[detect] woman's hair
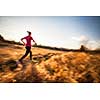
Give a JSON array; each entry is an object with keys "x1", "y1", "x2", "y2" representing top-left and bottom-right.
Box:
[{"x1": 27, "y1": 31, "x2": 31, "y2": 35}]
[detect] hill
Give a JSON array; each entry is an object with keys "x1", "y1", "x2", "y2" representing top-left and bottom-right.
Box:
[
  {"x1": 0, "y1": 34, "x2": 100, "y2": 83},
  {"x1": 0, "y1": 34, "x2": 22, "y2": 45}
]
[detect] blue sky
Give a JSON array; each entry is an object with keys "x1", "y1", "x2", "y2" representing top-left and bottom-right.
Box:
[{"x1": 0, "y1": 16, "x2": 100, "y2": 49}]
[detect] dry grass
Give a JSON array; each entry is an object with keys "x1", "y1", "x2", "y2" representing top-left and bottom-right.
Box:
[{"x1": 0, "y1": 42, "x2": 100, "y2": 83}]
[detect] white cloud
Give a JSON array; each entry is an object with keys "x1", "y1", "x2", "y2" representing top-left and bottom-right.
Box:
[
  {"x1": 72, "y1": 35, "x2": 100, "y2": 50},
  {"x1": 80, "y1": 35, "x2": 88, "y2": 41},
  {"x1": 87, "y1": 40, "x2": 100, "y2": 50},
  {"x1": 72, "y1": 35, "x2": 89, "y2": 42},
  {"x1": 72, "y1": 37, "x2": 80, "y2": 41}
]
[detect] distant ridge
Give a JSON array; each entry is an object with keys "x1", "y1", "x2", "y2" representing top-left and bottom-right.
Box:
[
  {"x1": 0, "y1": 34, "x2": 100, "y2": 53},
  {"x1": 0, "y1": 34, "x2": 5, "y2": 41},
  {"x1": 0, "y1": 34, "x2": 22, "y2": 45}
]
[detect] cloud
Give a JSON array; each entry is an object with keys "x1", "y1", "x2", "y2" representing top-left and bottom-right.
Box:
[
  {"x1": 87, "y1": 40, "x2": 100, "y2": 50},
  {"x1": 80, "y1": 35, "x2": 88, "y2": 41},
  {"x1": 72, "y1": 37, "x2": 80, "y2": 41},
  {"x1": 72, "y1": 35, "x2": 89, "y2": 46},
  {"x1": 72, "y1": 35, "x2": 89, "y2": 42},
  {"x1": 72, "y1": 35, "x2": 100, "y2": 50}
]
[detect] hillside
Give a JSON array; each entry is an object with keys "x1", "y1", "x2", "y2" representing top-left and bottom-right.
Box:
[{"x1": 0, "y1": 35, "x2": 100, "y2": 83}]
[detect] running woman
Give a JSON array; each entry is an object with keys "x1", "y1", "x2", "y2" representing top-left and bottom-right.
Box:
[{"x1": 19, "y1": 31, "x2": 37, "y2": 63}]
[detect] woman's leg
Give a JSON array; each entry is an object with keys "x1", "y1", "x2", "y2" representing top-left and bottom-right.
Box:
[
  {"x1": 19, "y1": 47, "x2": 30, "y2": 61},
  {"x1": 30, "y1": 50, "x2": 32, "y2": 60}
]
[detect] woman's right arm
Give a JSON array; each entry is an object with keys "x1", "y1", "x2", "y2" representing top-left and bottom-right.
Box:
[{"x1": 21, "y1": 38, "x2": 25, "y2": 46}]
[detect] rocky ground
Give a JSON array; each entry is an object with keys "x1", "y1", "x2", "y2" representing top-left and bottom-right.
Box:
[{"x1": 0, "y1": 41, "x2": 100, "y2": 83}]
